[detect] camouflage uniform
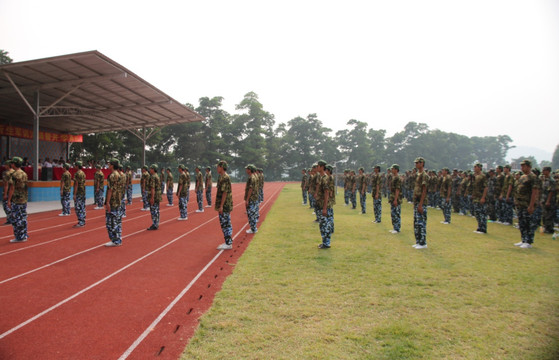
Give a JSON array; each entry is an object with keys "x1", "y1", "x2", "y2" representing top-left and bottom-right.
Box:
[
  {"x1": 501, "y1": 171, "x2": 515, "y2": 224},
  {"x1": 9, "y1": 168, "x2": 28, "y2": 242},
  {"x1": 147, "y1": 171, "x2": 162, "y2": 228},
  {"x1": 316, "y1": 172, "x2": 335, "y2": 247},
  {"x1": 216, "y1": 172, "x2": 233, "y2": 245},
  {"x1": 440, "y1": 173, "x2": 452, "y2": 223},
  {"x1": 245, "y1": 171, "x2": 260, "y2": 232},
  {"x1": 301, "y1": 171, "x2": 308, "y2": 205},
  {"x1": 74, "y1": 169, "x2": 86, "y2": 226},
  {"x1": 357, "y1": 171, "x2": 367, "y2": 214},
  {"x1": 178, "y1": 170, "x2": 189, "y2": 219},
  {"x1": 195, "y1": 170, "x2": 204, "y2": 211},
  {"x1": 452, "y1": 173, "x2": 461, "y2": 213},
  {"x1": 126, "y1": 169, "x2": 133, "y2": 204},
  {"x1": 349, "y1": 172, "x2": 357, "y2": 209},
  {"x1": 390, "y1": 173, "x2": 402, "y2": 232},
  {"x1": 486, "y1": 173, "x2": 497, "y2": 221},
  {"x1": 540, "y1": 173, "x2": 556, "y2": 233},
  {"x1": 3, "y1": 166, "x2": 14, "y2": 224},
  {"x1": 61, "y1": 170, "x2": 72, "y2": 215},
  {"x1": 166, "y1": 171, "x2": 174, "y2": 205},
  {"x1": 105, "y1": 170, "x2": 122, "y2": 245},
  {"x1": 141, "y1": 169, "x2": 150, "y2": 210},
  {"x1": 118, "y1": 169, "x2": 127, "y2": 218},
  {"x1": 343, "y1": 172, "x2": 350, "y2": 205},
  {"x1": 494, "y1": 170, "x2": 504, "y2": 221},
  {"x1": 413, "y1": 170, "x2": 429, "y2": 246},
  {"x1": 257, "y1": 170, "x2": 264, "y2": 204},
  {"x1": 472, "y1": 171, "x2": 488, "y2": 233},
  {"x1": 515, "y1": 171, "x2": 540, "y2": 245},
  {"x1": 94, "y1": 169, "x2": 105, "y2": 207},
  {"x1": 371, "y1": 171, "x2": 382, "y2": 223},
  {"x1": 205, "y1": 171, "x2": 212, "y2": 206}
]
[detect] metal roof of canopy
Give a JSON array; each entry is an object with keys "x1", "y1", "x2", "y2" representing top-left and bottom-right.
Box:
[{"x1": 0, "y1": 50, "x2": 204, "y2": 134}]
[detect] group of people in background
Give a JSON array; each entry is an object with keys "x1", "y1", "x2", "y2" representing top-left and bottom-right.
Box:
[
  {"x1": 302, "y1": 158, "x2": 558, "y2": 250},
  {"x1": 2, "y1": 157, "x2": 267, "y2": 253}
]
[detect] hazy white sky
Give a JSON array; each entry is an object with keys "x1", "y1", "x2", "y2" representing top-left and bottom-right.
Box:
[{"x1": 1, "y1": 0, "x2": 558, "y2": 157}]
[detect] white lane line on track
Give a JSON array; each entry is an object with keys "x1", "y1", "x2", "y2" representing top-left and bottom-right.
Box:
[
  {"x1": 118, "y1": 186, "x2": 281, "y2": 360},
  {"x1": 0, "y1": 184, "x2": 281, "y2": 340}
]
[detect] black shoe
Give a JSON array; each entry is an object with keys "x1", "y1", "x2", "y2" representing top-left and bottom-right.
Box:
[
  {"x1": 3, "y1": 221, "x2": 11, "y2": 225},
  {"x1": 147, "y1": 225, "x2": 158, "y2": 230},
  {"x1": 318, "y1": 243, "x2": 330, "y2": 249}
]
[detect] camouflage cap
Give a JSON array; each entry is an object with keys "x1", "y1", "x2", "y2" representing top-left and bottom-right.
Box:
[
  {"x1": 474, "y1": 163, "x2": 483, "y2": 169},
  {"x1": 497, "y1": 165, "x2": 504, "y2": 170},
  {"x1": 442, "y1": 167, "x2": 449, "y2": 172},
  {"x1": 95, "y1": 164, "x2": 101, "y2": 169},
  {"x1": 520, "y1": 159, "x2": 532, "y2": 167},
  {"x1": 543, "y1": 166, "x2": 551, "y2": 172},
  {"x1": 141, "y1": 165, "x2": 148, "y2": 170},
  {"x1": 391, "y1": 164, "x2": 400, "y2": 171},
  {"x1": 4, "y1": 159, "x2": 11, "y2": 166},
  {"x1": 150, "y1": 164, "x2": 159, "y2": 171},
  {"x1": 245, "y1": 164, "x2": 256, "y2": 171},
  {"x1": 11, "y1": 157, "x2": 23, "y2": 166},
  {"x1": 178, "y1": 164, "x2": 186, "y2": 170},
  {"x1": 75, "y1": 161, "x2": 83, "y2": 167},
  {"x1": 504, "y1": 164, "x2": 512, "y2": 169},
  {"x1": 325, "y1": 164, "x2": 333, "y2": 172},
  {"x1": 217, "y1": 160, "x2": 228, "y2": 170},
  {"x1": 359, "y1": 167, "x2": 364, "y2": 171},
  {"x1": 414, "y1": 157, "x2": 425, "y2": 164},
  {"x1": 206, "y1": 166, "x2": 211, "y2": 171},
  {"x1": 109, "y1": 158, "x2": 120, "y2": 167},
  {"x1": 317, "y1": 160, "x2": 327, "y2": 167},
  {"x1": 63, "y1": 163, "x2": 71, "y2": 169}
]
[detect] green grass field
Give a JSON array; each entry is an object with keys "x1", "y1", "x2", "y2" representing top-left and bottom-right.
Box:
[{"x1": 182, "y1": 184, "x2": 559, "y2": 360}]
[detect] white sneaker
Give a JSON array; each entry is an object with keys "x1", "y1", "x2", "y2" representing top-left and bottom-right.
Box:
[
  {"x1": 104, "y1": 241, "x2": 121, "y2": 247},
  {"x1": 412, "y1": 244, "x2": 419, "y2": 248},
  {"x1": 141, "y1": 208, "x2": 149, "y2": 211},
  {"x1": 473, "y1": 231, "x2": 484, "y2": 234},
  {"x1": 389, "y1": 230, "x2": 399, "y2": 234},
  {"x1": 122, "y1": 215, "x2": 127, "y2": 218},
  {"x1": 195, "y1": 209, "x2": 204, "y2": 213},
  {"x1": 93, "y1": 206, "x2": 101, "y2": 210},
  {"x1": 415, "y1": 244, "x2": 428, "y2": 249},
  {"x1": 372, "y1": 220, "x2": 379, "y2": 224},
  {"x1": 246, "y1": 229, "x2": 257, "y2": 234},
  {"x1": 177, "y1": 217, "x2": 188, "y2": 221},
  {"x1": 514, "y1": 242, "x2": 524, "y2": 246},
  {"x1": 205, "y1": 205, "x2": 212, "y2": 208},
  {"x1": 166, "y1": 204, "x2": 173, "y2": 207},
  {"x1": 217, "y1": 244, "x2": 233, "y2": 250},
  {"x1": 520, "y1": 243, "x2": 532, "y2": 249},
  {"x1": 10, "y1": 238, "x2": 27, "y2": 243},
  {"x1": 311, "y1": 212, "x2": 315, "y2": 215},
  {"x1": 441, "y1": 221, "x2": 450, "y2": 224},
  {"x1": 502, "y1": 222, "x2": 511, "y2": 226}
]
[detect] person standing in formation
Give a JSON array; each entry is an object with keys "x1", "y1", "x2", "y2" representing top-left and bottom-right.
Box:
[
  {"x1": 439, "y1": 167, "x2": 452, "y2": 225},
  {"x1": 215, "y1": 160, "x2": 234, "y2": 250},
  {"x1": 8, "y1": 157, "x2": 28, "y2": 243},
  {"x1": 371, "y1": 166, "x2": 382, "y2": 223},
  {"x1": 301, "y1": 168, "x2": 308, "y2": 206},
  {"x1": 176, "y1": 165, "x2": 189, "y2": 221},
  {"x1": 514, "y1": 160, "x2": 540, "y2": 248},
  {"x1": 104, "y1": 159, "x2": 122, "y2": 247},
  {"x1": 118, "y1": 165, "x2": 127, "y2": 219},
  {"x1": 147, "y1": 164, "x2": 161, "y2": 230},
  {"x1": 125, "y1": 166, "x2": 133, "y2": 205},
  {"x1": 166, "y1": 168, "x2": 174, "y2": 206},
  {"x1": 195, "y1": 166, "x2": 204, "y2": 213},
  {"x1": 141, "y1": 166, "x2": 150, "y2": 211},
  {"x1": 94, "y1": 164, "x2": 104, "y2": 210},
  {"x1": 73, "y1": 161, "x2": 86, "y2": 228},
  {"x1": 205, "y1": 166, "x2": 212, "y2": 208},
  {"x1": 472, "y1": 163, "x2": 488, "y2": 234},
  {"x1": 244, "y1": 164, "x2": 259, "y2": 234},
  {"x1": 412, "y1": 157, "x2": 429, "y2": 249},
  {"x1": 389, "y1": 164, "x2": 402, "y2": 234},
  {"x1": 59, "y1": 163, "x2": 72, "y2": 216},
  {"x1": 3, "y1": 159, "x2": 14, "y2": 225},
  {"x1": 357, "y1": 167, "x2": 367, "y2": 214}
]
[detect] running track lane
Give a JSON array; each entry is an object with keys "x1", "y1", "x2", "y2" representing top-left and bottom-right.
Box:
[{"x1": 0, "y1": 182, "x2": 285, "y2": 359}]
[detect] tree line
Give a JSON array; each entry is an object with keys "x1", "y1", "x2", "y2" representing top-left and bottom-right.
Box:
[{"x1": 70, "y1": 91, "x2": 557, "y2": 181}]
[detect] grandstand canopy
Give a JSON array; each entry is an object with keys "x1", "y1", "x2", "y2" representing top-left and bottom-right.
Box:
[{"x1": 0, "y1": 50, "x2": 203, "y2": 134}]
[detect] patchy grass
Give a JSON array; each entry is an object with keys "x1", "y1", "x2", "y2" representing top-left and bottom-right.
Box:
[{"x1": 182, "y1": 184, "x2": 559, "y2": 359}]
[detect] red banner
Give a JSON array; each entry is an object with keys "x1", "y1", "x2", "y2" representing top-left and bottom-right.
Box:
[{"x1": 0, "y1": 124, "x2": 83, "y2": 143}]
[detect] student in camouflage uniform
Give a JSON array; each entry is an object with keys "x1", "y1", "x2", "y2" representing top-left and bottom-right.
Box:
[
  {"x1": 3, "y1": 160, "x2": 14, "y2": 225},
  {"x1": 160, "y1": 168, "x2": 166, "y2": 195},
  {"x1": 73, "y1": 161, "x2": 87, "y2": 227},
  {"x1": 451, "y1": 169, "x2": 461, "y2": 213},
  {"x1": 7, "y1": 157, "x2": 28, "y2": 243},
  {"x1": 494, "y1": 166, "x2": 504, "y2": 221},
  {"x1": 94, "y1": 164, "x2": 104, "y2": 209},
  {"x1": 146, "y1": 164, "x2": 162, "y2": 230},
  {"x1": 514, "y1": 160, "x2": 540, "y2": 248},
  {"x1": 216, "y1": 160, "x2": 234, "y2": 250},
  {"x1": 301, "y1": 169, "x2": 308, "y2": 205},
  {"x1": 440, "y1": 167, "x2": 452, "y2": 224},
  {"x1": 486, "y1": 169, "x2": 496, "y2": 221},
  {"x1": 195, "y1": 166, "x2": 204, "y2": 212},
  {"x1": 104, "y1": 159, "x2": 123, "y2": 247},
  {"x1": 205, "y1": 166, "x2": 213, "y2": 208},
  {"x1": 118, "y1": 165, "x2": 127, "y2": 218},
  {"x1": 244, "y1": 164, "x2": 259, "y2": 233},
  {"x1": 349, "y1": 170, "x2": 357, "y2": 209},
  {"x1": 412, "y1": 157, "x2": 429, "y2": 249},
  {"x1": 540, "y1": 167, "x2": 556, "y2": 234},
  {"x1": 176, "y1": 165, "x2": 190, "y2": 220},
  {"x1": 427, "y1": 171, "x2": 437, "y2": 208},
  {"x1": 125, "y1": 166, "x2": 133, "y2": 205},
  {"x1": 499, "y1": 165, "x2": 514, "y2": 225},
  {"x1": 306, "y1": 167, "x2": 313, "y2": 209},
  {"x1": 166, "y1": 168, "x2": 174, "y2": 206},
  {"x1": 315, "y1": 161, "x2": 335, "y2": 248},
  {"x1": 141, "y1": 166, "x2": 150, "y2": 211},
  {"x1": 371, "y1": 166, "x2": 382, "y2": 223},
  {"x1": 472, "y1": 163, "x2": 488, "y2": 234},
  {"x1": 389, "y1": 164, "x2": 402, "y2": 234},
  {"x1": 59, "y1": 163, "x2": 72, "y2": 216},
  {"x1": 357, "y1": 167, "x2": 367, "y2": 214},
  {"x1": 343, "y1": 169, "x2": 350, "y2": 206},
  {"x1": 257, "y1": 168, "x2": 264, "y2": 204}
]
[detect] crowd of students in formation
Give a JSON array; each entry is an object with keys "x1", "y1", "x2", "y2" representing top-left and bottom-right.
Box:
[
  {"x1": 302, "y1": 158, "x2": 558, "y2": 250},
  {"x1": 2, "y1": 157, "x2": 266, "y2": 251}
]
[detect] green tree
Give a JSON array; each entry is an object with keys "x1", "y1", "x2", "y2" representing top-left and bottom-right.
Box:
[
  {"x1": 0, "y1": 50, "x2": 13, "y2": 64},
  {"x1": 336, "y1": 119, "x2": 373, "y2": 169}
]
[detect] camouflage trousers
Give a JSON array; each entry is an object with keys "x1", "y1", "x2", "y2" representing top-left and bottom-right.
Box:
[
  {"x1": 486, "y1": 195, "x2": 496, "y2": 221},
  {"x1": 206, "y1": 188, "x2": 212, "y2": 206},
  {"x1": 359, "y1": 192, "x2": 367, "y2": 214},
  {"x1": 142, "y1": 190, "x2": 149, "y2": 209},
  {"x1": 161, "y1": 183, "x2": 165, "y2": 195},
  {"x1": 246, "y1": 200, "x2": 259, "y2": 232},
  {"x1": 259, "y1": 188, "x2": 264, "y2": 203},
  {"x1": 218, "y1": 212, "x2": 233, "y2": 245},
  {"x1": 61, "y1": 191, "x2": 71, "y2": 215},
  {"x1": 105, "y1": 207, "x2": 122, "y2": 245},
  {"x1": 125, "y1": 185, "x2": 131, "y2": 205},
  {"x1": 178, "y1": 196, "x2": 188, "y2": 218},
  {"x1": 413, "y1": 204, "x2": 427, "y2": 245},
  {"x1": 344, "y1": 189, "x2": 351, "y2": 205},
  {"x1": 302, "y1": 189, "x2": 308, "y2": 204},
  {"x1": 309, "y1": 193, "x2": 315, "y2": 209},
  {"x1": 150, "y1": 202, "x2": 160, "y2": 228},
  {"x1": 495, "y1": 199, "x2": 503, "y2": 221},
  {"x1": 167, "y1": 188, "x2": 174, "y2": 205},
  {"x1": 517, "y1": 207, "x2": 535, "y2": 244},
  {"x1": 542, "y1": 206, "x2": 556, "y2": 233},
  {"x1": 75, "y1": 194, "x2": 86, "y2": 226},
  {"x1": 428, "y1": 192, "x2": 435, "y2": 207},
  {"x1": 531, "y1": 206, "x2": 542, "y2": 235},
  {"x1": 3, "y1": 199, "x2": 12, "y2": 224},
  {"x1": 441, "y1": 199, "x2": 452, "y2": 223},
  {"x1": 196, "y1": 190, "x2": 203, "y2": 210},
  {"x1": 319, "y1": 208, "x2": 334, "y2": 247},
  {"x1": 391, "y1": 204, "x2": 401, "y2": 232},
  {"x1": 95, "y1": 188, "x2": 104, "y2": 207},
  {"x1": 121, "y1": 197, "x2": 126, "y2": 217},
  {"x1": 501, "y1": 201, "x2": 514, "y2": 224},
  {"x1": 373, "y1": 198, "x2": 382, "y2": 222},
  {"x1": 460, "y1": 196, "x2": 468, "y2": 215},
  {"x1": 452, "y1": 194, "x2": 461, "y2": 212},
  {"x1": 351, "y1": 191, "x2": 357, "y2": 209},
  {"x1": 473, "y1": 202, "x2": 487, "y2": 233},
  {"x1": 11, "y1": 203, "x2": 28, "y2": 241}
]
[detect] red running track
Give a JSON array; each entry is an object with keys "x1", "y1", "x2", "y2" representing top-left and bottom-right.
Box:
[{"x1": 0, "y1": 182, "x2": 285, "y2": 360}]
